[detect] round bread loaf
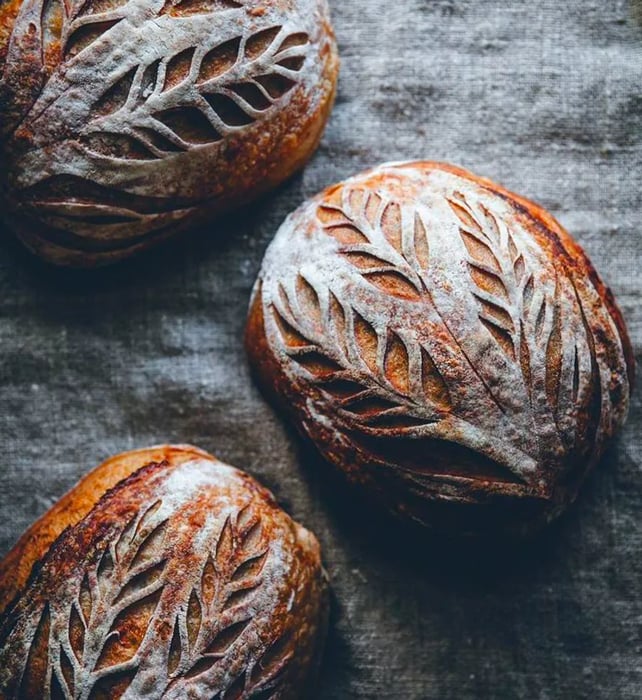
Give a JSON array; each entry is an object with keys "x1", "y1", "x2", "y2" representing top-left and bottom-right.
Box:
[
  {"x1": 246, "y1": 161, "x2": 634, "y2": 536},
  {"x1": 0, "y1": 445, "x2": 328, "y2": 698},
  {"x1": 0, "y1": 0, "x2": 338, "y2": 266}
]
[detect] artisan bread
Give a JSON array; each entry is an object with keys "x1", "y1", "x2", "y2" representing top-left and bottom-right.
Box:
[
  {"x1": 245, "y1": 161, "x2": 634, "y2": 535},
  {"x1": 0, "y1": 0, "x2": 339, "y2": 266},
  {"x1": 0, "y1": 445, "x2": 328, "y2": 698}
]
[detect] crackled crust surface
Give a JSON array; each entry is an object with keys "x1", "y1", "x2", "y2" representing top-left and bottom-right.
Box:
[
  {"x1": 0, "y1": 446, "x2": 328, "y2": 698},
  {"x1": 0, "y1": 0, "x2": 339, "y2": 265},
  {"x1": 246, "y1": 161, "x2": 634, "y2": 535}
]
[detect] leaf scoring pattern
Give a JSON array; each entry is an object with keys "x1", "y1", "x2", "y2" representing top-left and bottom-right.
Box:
[
  {"x1": 2, "y1": 494, "x2": 303, "y2": 698},
  {"x1": 163, "y1": 505, "x2": 276, "y2": 696},
  {"x1": 449, "y1": 193, "x2": 524, "y2": 360},
  {"x1": 272, "y1": 272, "x2": 452, "y2": 435},
  {"x1": 0, "y1": 0, "x2": 328, "y2": 264},
  {"x1": 83, "y1": 25, "x2": 310, "y2": 160},
  {"x1": 0, "y1": 455, "x2": 326, "y2": 699},
  {"x1": 55, "y1": 501, "x2": 170, "y2": 695},
  {"x1": 319, "y1": 188, "x2": 425, "y2": 300},
  {"x1": 258, "y1": 163, "x2": 626, "y2": 492}
]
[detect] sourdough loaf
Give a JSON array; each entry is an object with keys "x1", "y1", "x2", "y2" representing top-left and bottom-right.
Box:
[
  {"x1": 246, "y1": 162, "x2": 634, "y2": 535},
  {"x1": 0, "y1": 0, "x2": 339, "y2": 265},
  {"x1": 0, "y1": 445, "x2": 328, "y2": 697}
]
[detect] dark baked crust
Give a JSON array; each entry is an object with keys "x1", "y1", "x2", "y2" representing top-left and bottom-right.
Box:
[
  {"x1": 0, "y1": 445, "x2": 328, "y2": 698},
  {"x1": 245, "y1": 161, "x2": 634, "y2": 536},
  {"x1": 0, "y1": 0, "x2": 339, "y2": 266}
]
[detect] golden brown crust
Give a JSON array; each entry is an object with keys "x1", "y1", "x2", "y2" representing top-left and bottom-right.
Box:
[
  {"x1": 0, "y1": 446, "x2": 328, "y2": 698},
  {"x1": 0, "y1": 444, "x2": 211, "y2": 616},
  {"x1": 246, "y1": 161, "x2": 634, "y2": 535},
  {"x1": 0, "y1": 0, "x2": 339, "y2": 266}
]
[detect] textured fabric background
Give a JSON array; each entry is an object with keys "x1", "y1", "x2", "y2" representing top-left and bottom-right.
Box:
[{"x1": 1, "y1": 1, "x2": 641, "y2": 698}]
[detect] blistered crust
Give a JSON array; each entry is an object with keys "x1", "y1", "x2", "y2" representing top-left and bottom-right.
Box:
[
  {"x1": 246, "y1": 161, "x2": 634, "y2": 535},
  {"x1": 0, "y1": 0, "x2": 339, "y2": 265},
  {"x1": 0, "y1": 446, "x2": 328, "y2": 698}
]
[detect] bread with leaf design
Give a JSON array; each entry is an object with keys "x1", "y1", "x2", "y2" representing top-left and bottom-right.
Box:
[
  {"x1": 0, "y1": 445, "x2": 328, "y2": 698},
  {"x1": 245, "y1": 161, "x2": 634, "y2": 535},
  {"x1": 0, "y1": 0, "x2": 338, "y2": 266}
]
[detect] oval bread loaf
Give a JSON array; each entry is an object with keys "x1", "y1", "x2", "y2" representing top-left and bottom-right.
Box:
[
  {"x1": 0, "y1": 0, "x2": 339, "y2": 265},
  {"x1": 245, "y1": 161, "x2": 634, "y2": 535},
  {"x1": 0, "y1": 445, "x2": 328, "y2": 698}
]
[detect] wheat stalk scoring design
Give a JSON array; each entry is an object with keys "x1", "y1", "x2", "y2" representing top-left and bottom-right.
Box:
[
  {"x1": 162, "y1": 504, "x2": 288, "y2": 698},
  {"x1": 264, "y1": 176, "x2": 607, "y2": 487},
  {"x1": 83, "y1": 25, "x2": 310, "y2": 160},
  {"x1": 13, "y1": 499, "x2": 169, "y2": 699},
  {"x1": 272, "y1": 277, "x2": 453, "y2": 432},
  {"x1": 0, "y1": 0, "x2": 320, "y2": 259},
  {"x1": 3, "y1": 0, "x2": 310, "y2": 154},
  {"x1": 2, "y1": 492, "x2": 297, "y2": 699}
]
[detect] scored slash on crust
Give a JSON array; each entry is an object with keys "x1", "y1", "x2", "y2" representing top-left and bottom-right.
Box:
[
  {"x1": 0, "y1": 0, "x2": 338, "y2": 264},
  {"x1": 83, "y1": 25, "x2": 310, "y2": 160},
  {"x1": 254, "y1": 162, "x2": 631, "y2": 514},
  {"x1": 0, "y1": 456, "x2": 328, "y2": 698}
]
